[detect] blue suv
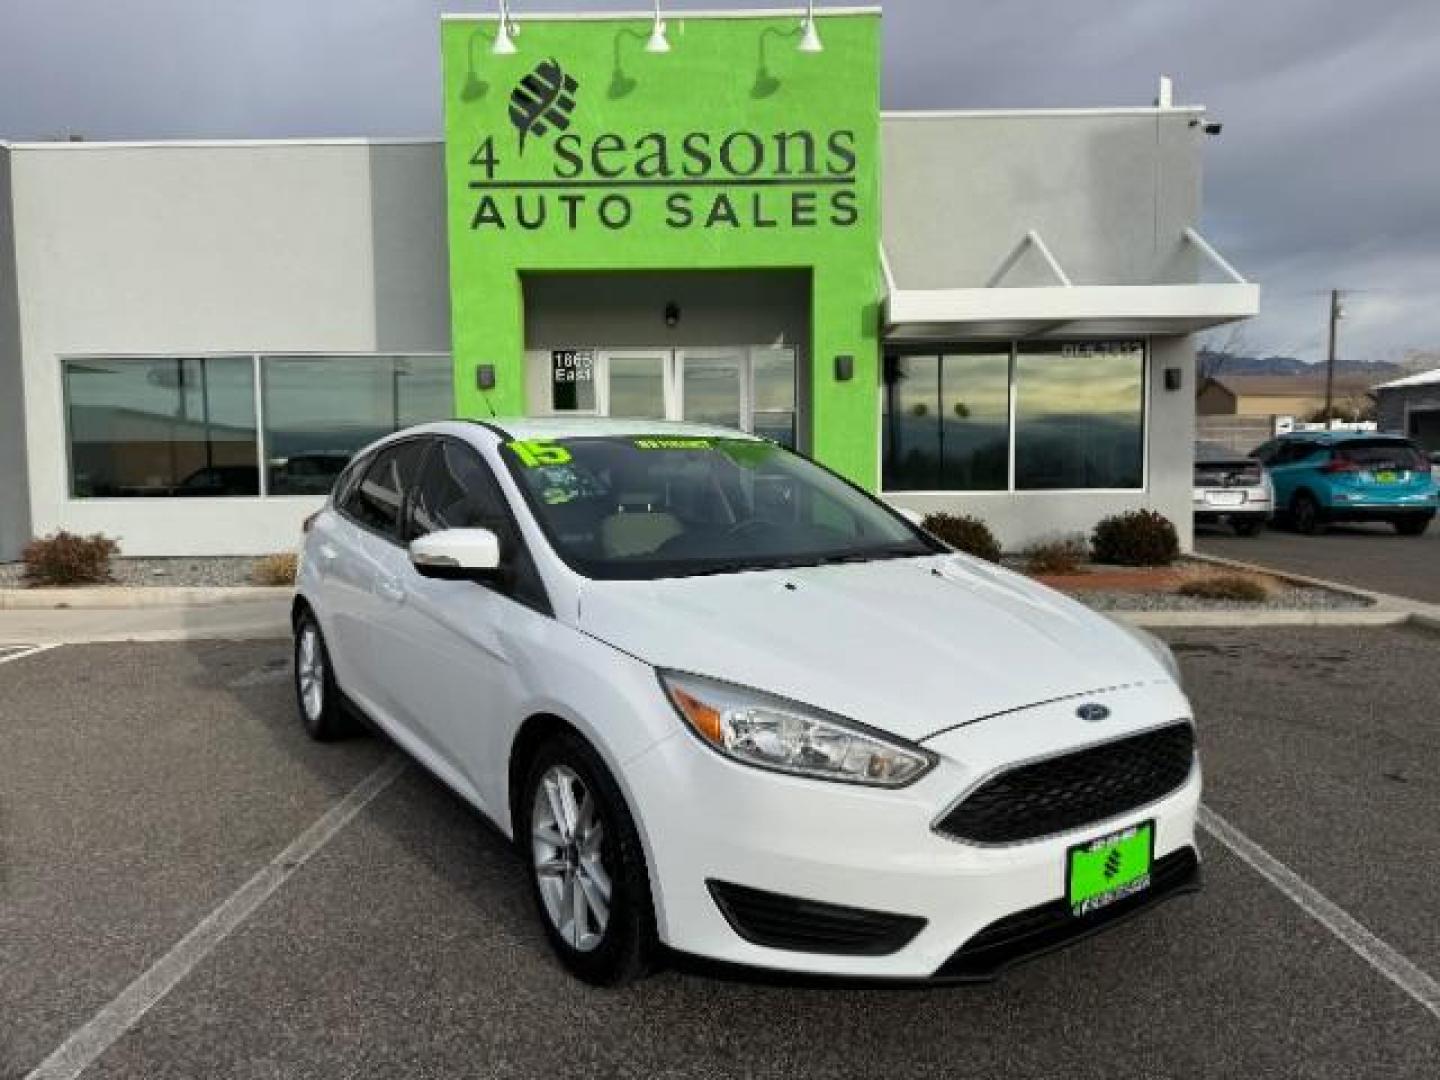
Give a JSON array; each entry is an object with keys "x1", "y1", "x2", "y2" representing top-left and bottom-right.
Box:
[{"x1": 1252, "y1": 432, "x2": 1438, "y2": 535}]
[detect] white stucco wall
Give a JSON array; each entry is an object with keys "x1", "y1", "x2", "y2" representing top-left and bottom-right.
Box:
[{"x1": 6, "y1": 140, "x2": 450, "y2": 556}]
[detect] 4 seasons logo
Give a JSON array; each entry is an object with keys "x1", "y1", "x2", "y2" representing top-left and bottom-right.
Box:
[
  {"x1": 508, "y1": 59, "x2": 580, "y2": 156},
  {"x1": 467, "y1": 55, "x2": 862, "y2": 233}
]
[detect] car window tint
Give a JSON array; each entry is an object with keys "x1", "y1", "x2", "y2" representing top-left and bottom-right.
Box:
[
  {"x1": 333, "y1": 454, "x2": 369, "y2": 508},
  {"x1": 347, "y1": 441, "x2": 427, "y2": 538},
  {"x1": 1335, "y1": 439, "x2": 1428, "y2": 470},
  {"x1": 409, "y1": 441, "x2": 508, "y2": 538},
  {"x1": 1278, "y1": 441, "x2": 1314, "y2": 465}
]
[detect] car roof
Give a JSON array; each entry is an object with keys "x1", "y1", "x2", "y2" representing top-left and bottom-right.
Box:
[{"x1": 464, "y1": 417, "x2": 762, "y2": 443}]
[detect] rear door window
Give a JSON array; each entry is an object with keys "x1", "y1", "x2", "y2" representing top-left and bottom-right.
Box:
[{"x1": 344, "y1": 440, "x2": 429, "y2": 540}]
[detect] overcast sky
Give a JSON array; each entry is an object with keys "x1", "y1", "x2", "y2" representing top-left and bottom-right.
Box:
[{"x1": 3, "y1": 0, "x2": 1438, "y2": 367}]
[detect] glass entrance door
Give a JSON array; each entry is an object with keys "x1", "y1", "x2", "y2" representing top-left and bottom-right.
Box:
[
  {"x1": 556, "y1": 346, "x2": 797, "y2": 446},
  {"x1": 679, "y1": 349, "x2": 745, "y2": 430},
  {"x1": 599, "y1": 350, "x2": 672, "y2": 420}
]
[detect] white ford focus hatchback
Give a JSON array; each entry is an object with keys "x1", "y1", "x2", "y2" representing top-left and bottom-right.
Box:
[{"x1": 293, "y1": 418, "x2": 1201, "y2": 985}]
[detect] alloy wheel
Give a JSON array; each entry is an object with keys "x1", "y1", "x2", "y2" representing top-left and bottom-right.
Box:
[
  {"x1": 531, "y1": 765, "x2": 611, "y2": 953},
  {"x1": 297, "y1": 623, "x2": 325, "y2": 723}
]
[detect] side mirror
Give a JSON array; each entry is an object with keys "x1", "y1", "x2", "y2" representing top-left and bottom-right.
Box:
[{"x1": 410, "y1": 528, "x2": 502, "y2": 582}]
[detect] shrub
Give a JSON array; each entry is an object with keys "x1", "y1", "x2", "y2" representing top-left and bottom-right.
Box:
[
  {"x1": 1023, "y1": 534, "x2": 1089, "y2": 576},
  {"x1": 1177, "y1": 573, "x2": 1270, "y2": 603},
  {"x1": 252, "y1": 552, "x2": 299, "y2": 587},
  {"x1": 1091, "y1": 510, "x2": 1180, "y2": 567},
  {"x1": 21, "y1": 531, "x2": 119, "y2": 587},
  {"x1": 922, "y1": 512, "x2": 1002, "y2": 563}
]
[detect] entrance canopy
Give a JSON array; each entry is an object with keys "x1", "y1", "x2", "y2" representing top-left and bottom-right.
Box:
[{"x1": 883, "y1": 227, "x2": 1259, "y2": 341}]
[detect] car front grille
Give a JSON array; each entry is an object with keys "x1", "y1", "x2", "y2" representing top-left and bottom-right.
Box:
[
  {"x1": 934, "y1": 722, "x2": 1196, "y2": 844},
  {"x1": 707, "y1": 880, "x2": 927, "y2": 956},
  {"x1": 933, "y1": 845, "x2": 1201, "y2": 980}
]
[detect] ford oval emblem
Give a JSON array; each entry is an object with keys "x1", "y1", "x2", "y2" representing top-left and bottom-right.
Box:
[{"x1": 1076, "y1": 703, "x2": 1111, "y2": 723}]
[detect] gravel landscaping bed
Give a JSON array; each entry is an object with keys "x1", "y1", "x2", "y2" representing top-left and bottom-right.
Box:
[
  {"x1": 1067, "y1": 584, "x2": 1372, "y2": 613},
  {"x1": 0, "y1": 557, "x2": 266, "y2": 589},
  {"x1": 1001, "y1": 556, "x2": 1374, "y2": 612}
]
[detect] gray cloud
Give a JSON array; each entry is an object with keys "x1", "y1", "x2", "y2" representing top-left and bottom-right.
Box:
[{"x1": 2, "y1": 0, "x2": 1437, "y2": 365}]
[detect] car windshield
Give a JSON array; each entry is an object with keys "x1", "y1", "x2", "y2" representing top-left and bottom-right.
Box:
[
  {"x1": 500, "y1": 435, "x2": 940, "y2": 580},
  {"x1": 1334, "y1": 439, "x2": 1428, "y2": 471}
]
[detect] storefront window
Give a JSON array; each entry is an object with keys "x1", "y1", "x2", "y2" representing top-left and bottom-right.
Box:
[
  {"x1": 883, "y1": 342, "x2": 1145, "y2": 492},
  {"x1": 64, "y1": 357, "x2": 259, "y2": 498},
  {"x1": 883, "y1": 349, "x2": 1009, "y2": 491},
  {"x1": 1015, "y1": 342, "x2": 1144, "y2": 490},
  {"x1": 261, "y1": 355, "x2": 453, "y2": 495}
]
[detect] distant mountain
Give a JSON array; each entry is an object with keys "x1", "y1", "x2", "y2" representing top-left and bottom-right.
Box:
[{"x1": 1197, "y1": 350, "x2": 1411, "y2": 381}]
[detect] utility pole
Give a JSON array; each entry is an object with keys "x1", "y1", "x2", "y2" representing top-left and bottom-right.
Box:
[{"x1": 1324, "y1": 289, "x2": 1343, "y2": 421}]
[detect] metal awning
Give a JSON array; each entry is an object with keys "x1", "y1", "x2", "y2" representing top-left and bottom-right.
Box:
[{"x1": 883, "y1": 228, "x2": 1259, "y2": 341}]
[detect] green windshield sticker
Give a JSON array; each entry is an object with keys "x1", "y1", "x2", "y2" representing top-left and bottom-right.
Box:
[
  {"x1": 541, "y1": 486, "x2": 576, "y2": 505},
  {"x1": 509, "y1": 439, "x2": 572, "y2": 467},
  {"x1": 633, "y1": 437, "x2": 712, "y2": 451}
]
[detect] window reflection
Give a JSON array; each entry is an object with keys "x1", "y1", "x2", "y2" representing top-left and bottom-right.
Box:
[
  {"x1": 683, "y1": 353, "x2": 743, "y2": 429},
  {"x1": 607, "y1": 355, "x2": 667, "y2": 419},
  {"x1": 883, "y1": 342, "x2": 1145, "y2": 492},
  {"x1": 262, "y1": 356, "x2": 453, "y2": 495},
  {"x1": 1015, "y1": 342, "x2": 1144, "y2": 490},
  {"x1": 65, "y1": 357, "x2": 259, "y2": 498},
  {"x1": 883, "y1": 355, "x2": 941, "y2": 489}
]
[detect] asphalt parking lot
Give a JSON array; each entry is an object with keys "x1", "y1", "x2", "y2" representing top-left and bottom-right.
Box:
[
  {"x1": 1198, "y1": 519, "x2": 1440, "y2": 604},
  {"x1": 4, "y1": 630, "x2": 1440, "y2": 1079}
]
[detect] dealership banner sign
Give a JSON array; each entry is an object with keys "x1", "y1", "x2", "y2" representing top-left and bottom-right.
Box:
[
  {"x1": 461, "y1": 55, "x2": 865, "y2": 234},
  {"x1": 441, "y1": 12, "x2": 882, "y2": 485}
]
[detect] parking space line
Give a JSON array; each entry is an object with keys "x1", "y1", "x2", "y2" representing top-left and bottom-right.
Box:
[
  {"x1": 0, "y1": 644, "x2": 59, "y2": 665},
  {"x1": 1200, "y1": 805, "x2": 1440, "y2": 1021},
  {"x1": 24, "y1": 753, "x2": 408, "y2": 1080}
]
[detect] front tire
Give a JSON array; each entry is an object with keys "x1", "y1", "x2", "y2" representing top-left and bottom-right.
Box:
[
  {"x1": 520, "y1": 733, "x2": 656, "y2": 986},
  {"x1": 293, "y1": 611, "x2": 357, "y2": 741},
  {"x1": 1292, "y1": 492, "x2": 1326, "y2": 535}
]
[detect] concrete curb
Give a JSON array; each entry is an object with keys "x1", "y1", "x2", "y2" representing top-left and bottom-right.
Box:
[
  {"x1": 1116, "y1": 609, "x2": 1411, "y2": 629},
  {"x1": 0, "y1": 586, "x2": 293, "y2": 610}
]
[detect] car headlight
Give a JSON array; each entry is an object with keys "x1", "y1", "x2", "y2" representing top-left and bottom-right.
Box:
[
  {"x1": 658, "y1": 670, "x2": 936, "y2": 788},
  {"x1": 1113, "y1": 620, "x2": 1182, "y2": 685}
]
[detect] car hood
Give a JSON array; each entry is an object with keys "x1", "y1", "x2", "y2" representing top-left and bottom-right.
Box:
[{"x1": 575, "y1": 554, "x2": 1172, "y2": 742}]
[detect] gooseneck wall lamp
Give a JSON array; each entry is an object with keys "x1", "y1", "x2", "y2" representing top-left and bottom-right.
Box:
[
  {"x1": 646, "y1": 1, "x2": 672, "y2": 53},
  {"x1": 799, "y1": 0, "x2": 824, "y2": 53},
  {"x1": 493, "y1": 0, "x2": 518, "y2": 55}
]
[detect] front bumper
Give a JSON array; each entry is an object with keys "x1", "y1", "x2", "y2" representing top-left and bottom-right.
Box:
[{"x1": 625, "y1": 684, "x2": 1201, "y2": 979}]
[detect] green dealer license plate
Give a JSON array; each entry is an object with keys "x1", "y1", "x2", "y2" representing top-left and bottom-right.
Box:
[{"x1": 1067, "y1": 821, "x2": 1155, "y2": 917}]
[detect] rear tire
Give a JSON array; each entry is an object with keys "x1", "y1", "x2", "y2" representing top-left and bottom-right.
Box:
[
  {"x1": 1395, "y1": 514, "x2": 1433, "y2": 536},
  {"x1": 520, "y1": 732, "x2": 656, "y2": 986},
  {"x1": 1232, "y1": 518, "x2": 1264, "y2": 537},
  {"x1": 1291, "y1": 492, "x2": 1326, "y2": 535},
  {"x1": 293, "y1": 610, "x2": 357, "y2": 741}
]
